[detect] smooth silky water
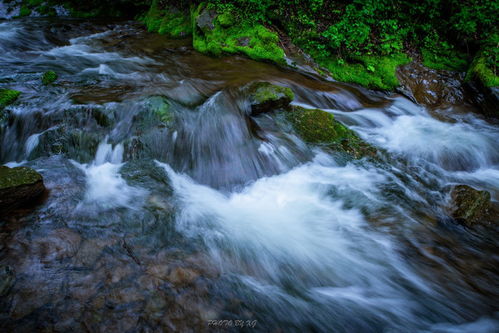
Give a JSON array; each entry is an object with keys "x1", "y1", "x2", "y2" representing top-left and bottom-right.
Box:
[{"x1": 0, "y1": 17, "x2": 498, "y2": 332}]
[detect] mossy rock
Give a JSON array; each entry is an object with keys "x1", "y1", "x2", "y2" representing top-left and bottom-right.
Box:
[
  {"x1": 192, "y1": 4, "x2": 285, "y2": 65},
  {"x1": 132, "y1": 96, "x2": 174, "y2": 133},
  {"x1": 449, "y1": 185, "x2": 494, "y2": 227},
  {"x1": 286, "y1": 106, "x2": 376, "y2": 159},
  {"x1": 147, "y1": 96, "x2": 173, "y2": 124},
  {"x1": 247, "y1": 82, "x2": 294, "y2": 115},
  {"x1": 0, "y1": 89, "x2": 21, "y2": 108},
  {"x1": 314, "y1": 53, "x2": 411, "y2": 90},
  {"x1": 42, "y1": 71, "x2": 58, "y2": 85},
  {"x1": 0, "y1": 166, "x2": 46, "y2": 214}
]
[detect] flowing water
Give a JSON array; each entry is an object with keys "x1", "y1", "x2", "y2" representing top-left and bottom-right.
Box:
[{"x1": 0, "y1": 17, "x2": 498, "y2": 332}]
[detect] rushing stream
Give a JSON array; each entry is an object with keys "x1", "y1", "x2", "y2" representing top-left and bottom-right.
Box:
[{"x1": 0, "y1": 18, "x2": 498, "y2": 332}]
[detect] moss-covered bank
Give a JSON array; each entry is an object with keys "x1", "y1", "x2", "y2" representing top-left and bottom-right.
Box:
[{"x1": 19, "y1": 0, "x2": 498, "y2": 90}]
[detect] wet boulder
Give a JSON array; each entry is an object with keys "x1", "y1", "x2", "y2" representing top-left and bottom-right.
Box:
[
  {"x1": 286, "y1": 106, "x2": 376, "y2": 159},
  {"x1": 448, "y1": 185, "x2": 495, "y2": 227},
  {"x1": 0, "y1": 166, "x2": 46, "y2": 214},
  {"x1": 247, "y1": 82, "x2": 294, "y2": 116}
]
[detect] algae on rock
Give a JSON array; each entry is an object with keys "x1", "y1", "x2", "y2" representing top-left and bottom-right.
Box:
[
  {"x1": 286, "y1": 106, "x2": 376, "y2": 158},
  {"x1": 0, "y1": 89, "x2": 21, "y2": 108},
  {"x1": 0, "y1": 166, "x2": 46, "y2": 214},
  {"x1": 246, "y1": 82, "x2": 294, "y2": 115}
]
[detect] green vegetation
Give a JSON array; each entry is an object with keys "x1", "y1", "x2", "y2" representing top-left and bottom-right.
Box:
[
  {"x1": 143, "y1": 0, "x2": 192, "y2": 38},
  {"x1": 287, "y1": 106, "x2": 376, "y2": 158},
  {"x1": 26, "y1": 0, "x2": 498, "y2": 88},
  {"x1": 42, "y1": 71, "x2": 58, "y2": 85},
  {"x1": 0, "y1": 89, "x2": 21, "y2": 108},
  {"x1": 18, "y1": 5, "x2": 31, "y2": 17},
  {"x1": 315, "y1": 53, "x2": 410, "y2": 90},
  {"x1": 466, "y1": 54, "x2": 499, "y2": 88},
  {"x1": 192, "y1": 4, "x2": 285, "y2": 64}
]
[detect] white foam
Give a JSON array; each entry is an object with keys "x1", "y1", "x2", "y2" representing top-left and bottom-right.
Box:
[{"x1": 74, "y1": 140, "x2": 146, "y2": 210}]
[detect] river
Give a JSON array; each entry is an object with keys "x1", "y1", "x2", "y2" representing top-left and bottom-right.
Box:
[{"x1": 0, "y1": 17, "x2": 498, "y2": 332}]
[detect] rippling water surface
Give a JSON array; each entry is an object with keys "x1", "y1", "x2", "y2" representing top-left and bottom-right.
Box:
[{"x1": 0, "y1": 17, "x2": 498, "y2": 332}]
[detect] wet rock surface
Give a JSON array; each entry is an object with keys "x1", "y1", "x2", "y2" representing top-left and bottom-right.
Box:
[
  {"x1": 397, "y1": 61, "x2": 466, "y2": 108},
  {"x1": 397, "y1": 61, "x2": 499, "y2": 120}
]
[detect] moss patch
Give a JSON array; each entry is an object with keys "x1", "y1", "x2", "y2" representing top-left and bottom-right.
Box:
[
  {"x1": 0, "y1": 89, "x2": 21, "y2": 108},
  {"x1": 247, "y1": 82, "x2": 294, "y2": 115},
  {"x1": 42, "y1": 71, "x2": 58, "y2": 85},
  {"x1": 422, "y1": 48, "x2": 469, "y2": 72},
  {"x1": 315, "y1": 53, "x2": 411, "y2": 90},
  {"x1": 142, "y1": 0, "x2": 192, "y2": 38},
  {"x1": 0, "y1": 166, "x2": 42, "y2": 190},
  {"x1": 466, "y1": 54, "x2": 499, "y2": 88},
  {"x1": 192, "y1": 4, "x2": 285, "y2": 65},
  {"x1": 18, "y1": 5, "x2": 32, "y2": 17},
  {"x1": 287, "y1": 106, "x2": 376, "y2": 158}
]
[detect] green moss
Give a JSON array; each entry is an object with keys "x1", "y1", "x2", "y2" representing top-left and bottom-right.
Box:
[
  {"x1": 422, "y1": 48, "x2": 469, "y2": 72},
  {"x1": 466, "y1": 54, "x2": 499, "y2": 87},
  {"x1": 42, "y1": 71, "x2": 58, "y2": 85},
  {"x1": 192, "y1": 4, "x2": 285, "y2": 65},
  {"x1": 287, "y1": 106, "x2": 376, "y2": 158},
  {"x1": 27, "y1": 0, "x2": 44, "y2": 6},
  {"x1": 252, "y1": 82, "x2": 294, "y2": 104},
  {"x1": 0, "y1": 166, "x2": 42, "y2": 190},
  {"x1": 19, "y1": 5, "x2": 32, "y2": 17},
  {"x1": 217, "y1": 12, "x2": 234, "y2": 28},
  {"x1": 143, "y1": 0, "x2": 192, "y2": 38},
  {"x1": 37, "y1": 5, "x2": 57, "y2": 16},
  {"x1": 315, "y1": 53, "x2": 411, "y2": 90},
  {"x1": 0, "y1": 89, "x2": 21, "y2": 108}
]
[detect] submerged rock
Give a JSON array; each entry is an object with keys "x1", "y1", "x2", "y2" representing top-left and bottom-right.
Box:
[
  {"x1": 0, "y1": 265, "x2": 15, "y2": 297},
  {"x1": 0, "y1": 166, "x2": 46, "y2": 214},
  {"x1": 286, "y1": 106, "x2": 376, "y2": 159},
  {"x1": 448, "y1": 185, "x2": 494, "y2": 227},
  {"x1": 42, "y1": 71, "x2": 58, "y2": 85},
  {"x1": 247, "y1": 82, "x2": 294, "y2": 115}
]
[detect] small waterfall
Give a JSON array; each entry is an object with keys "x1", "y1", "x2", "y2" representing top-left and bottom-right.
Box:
[{"x1": 74, "y1": 139, "x2": 146, "y2": 210}]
